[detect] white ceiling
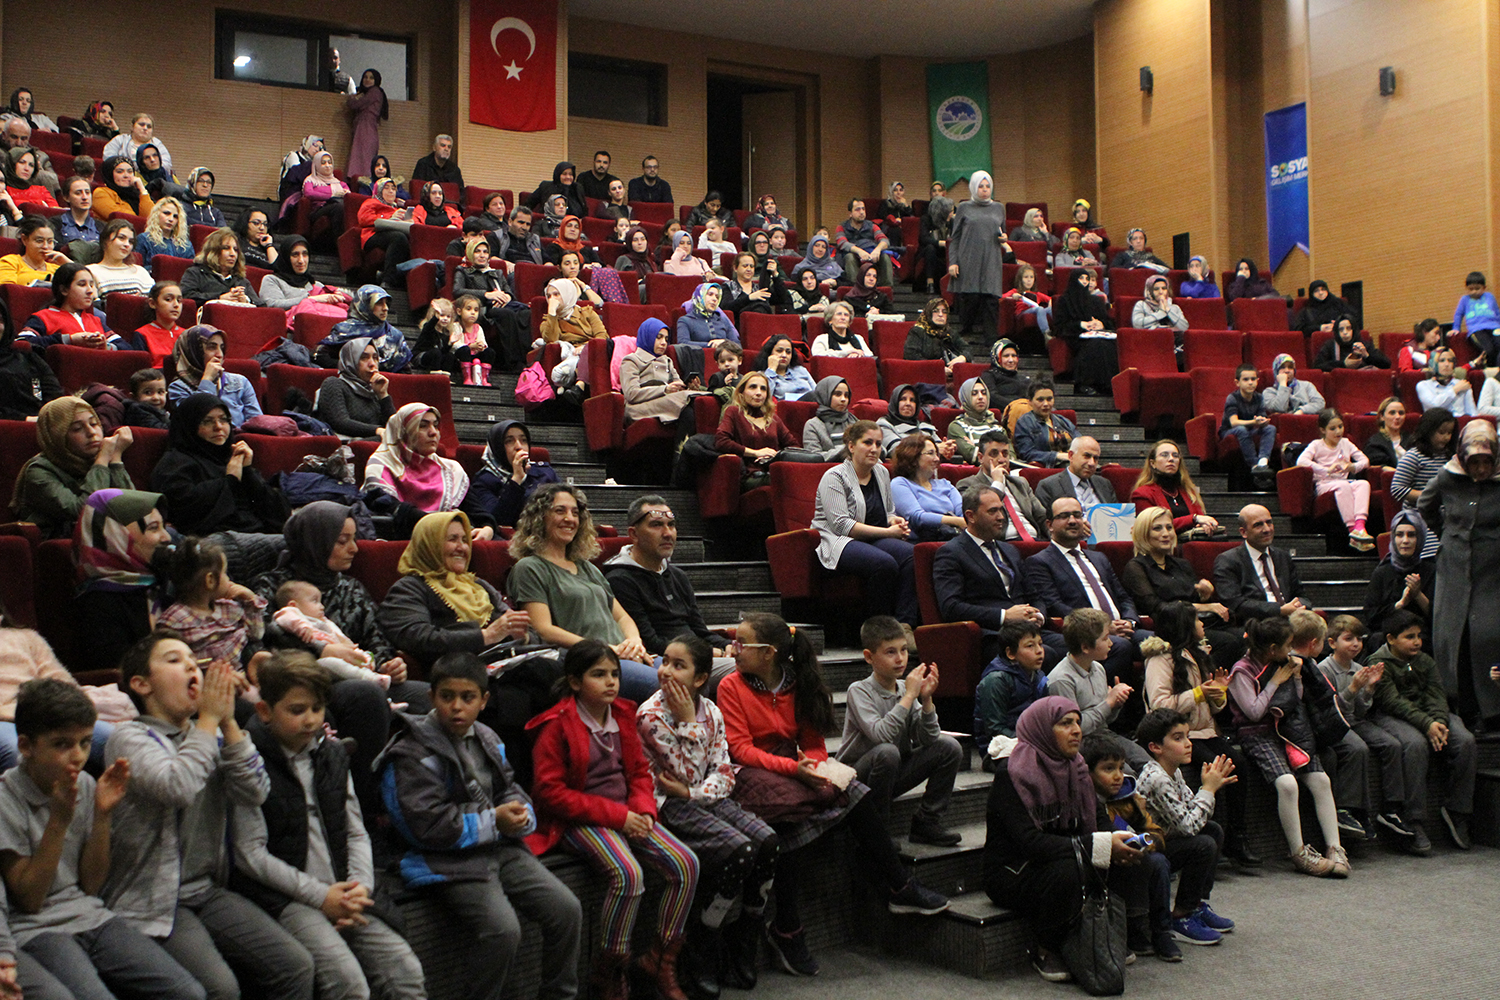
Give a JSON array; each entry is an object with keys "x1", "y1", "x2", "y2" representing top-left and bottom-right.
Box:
[{"x1": 567, "y1": 0, "x2": 1097, "y2": 59}]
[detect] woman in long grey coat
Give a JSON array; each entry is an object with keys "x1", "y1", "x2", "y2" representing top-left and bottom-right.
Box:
[
  {"x1": 1418, "y1": 419, "x2": 1500, "y2": 722},
  {"x1": 620, "y1": 318, "x2": 702, "y2": 425},
  {"x1": 802, "y1": 375, "x2": 856, "y2": 461},
  {"x1": 946, "y1": 169, "x2": 1010, "y2": 349},
  {"x1": 809, "y1": 419, "x2": 919, "y2": 626}
]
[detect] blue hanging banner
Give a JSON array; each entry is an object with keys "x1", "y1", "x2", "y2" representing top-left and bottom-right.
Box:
[{"x1": 1264, "y1": 103, "x2": 1309, "y2": 270}]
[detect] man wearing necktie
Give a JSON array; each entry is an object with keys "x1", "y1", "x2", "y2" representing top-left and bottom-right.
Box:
[
  {"x1": 1023, "y1": 497, "x2": 1151, "y2": 699},
  {"x1": 1033, "y1": 436, "x2": 1118, "y2": 515},
  {"x1": 1212, "y1": 503, "x2": 1306, "y2": 623},
  {"x1": 955, "y1": 430, "x2": 1047, "y2": 541}
]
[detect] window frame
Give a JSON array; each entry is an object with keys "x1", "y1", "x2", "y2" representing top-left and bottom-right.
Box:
[
  {"x1": 568, "y1": 53, "x2": 667, "y2": 127},
  {"x1": 213, "y1": 11, "x2": 415, "y2": 99}
]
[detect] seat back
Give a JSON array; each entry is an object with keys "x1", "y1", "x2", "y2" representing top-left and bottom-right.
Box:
[
  {"x1": 238, "y1": 433, "x2": 342, "y2": 478},
  {"x1": 1176, "y1": 297, "x2": 1228, "y2": 330},
  {"x1": 643, "y1": 273, "x2": 703, "y2": 309},
  {"x1": 1, "y1": 284, "x2": 51, "y2": 326},
  {"x1": 35, "y1": 539, "x2": 79, "y2": 669},
  {"x1": 348, "y1": 540, "x2": 408, "y2": 603},
  {"x1": 0, "y1": 421, "x2": 38, "y2": 498},
  {"x1": 292, "y1": 312, "x2": 342, "y2": 351},
  {"x1": 45, "y1": 346, "x2": 153, "y2": 394},
  {"x1": 1181, "y1": 540, "x2": 1240, "y2": 582},
  {"x1": 601, "y1": 302, "x2": 670, "y2": 340},
  {"x1": 808, "y1": 356, "x2": 879, "y2": 404},
  {"x1": 1095, "y1": 540, "x2": 1135, "y2": 580},
  {"x1": 513, "y1": 261, "x2": 559, "y2": 302},
  {"x1": 1231, "y1": 298, "x2": 1289, "y2": 331},
  {"x1": 740, "y1": 313, "x2": 802, "y2": 354},
  {"x1": 0, "y1": 536, "x2": 35, "y2": 629},
  {"x1": 1328, "y1": 368, "x2": 1396, "y2": 415},
  {"x1": 1116, "y1": 328, "x2": 1177, "y2": 373},
  {"x1": 1245, "y1": 330, "x2": 1305, "y2": 371},
  {"x1": 385, "y1": 373, "x2": 459, "y2": 454},
  {"x1": 870, "y1": 320, "x2": 914, "y2": 359},
  {"x1": 1182, "y1": 330, "x2": 1245, "y2": 371},
  {"x1": 913, "y1": 541, "x2": 945, "y2": 626},
  {"x1": 1188, "y1": 367, "x2": 1240, "y2": 419},
  {"x1": 775, "y1": 399, "x2": 818, "y2": 442},
  {"x1": 119, "y1": 426, "x2": 168, "y2": 487},
  {"x1": 1108, "y1": 269, "x2": 1152, "y2": 299},
  {"x1": 768, "y1": 461, "x2": 836, "y2": 533},
  {"x1": 150, "y1": 254, "x2": 193, "y2": 286},
  {"x1": 630, "y1": 202, "x2": 675, "y2": 226},
  {"x1": 1096, "y1": 465, "x2": 1138, "y2": 503},
  {"x1": 408, "y1": 224, "x2": 456, "y2": 261},
  {"x1": 200, "y1": 304, "x2": 286, "y2": 359},
  {"x1": 878, "y1": 358, "x2": 944, "y2": 394}
]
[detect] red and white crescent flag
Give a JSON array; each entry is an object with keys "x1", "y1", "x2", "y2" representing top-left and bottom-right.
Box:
[{"x1": 469, "y1": 0, "x2": 557, "y2": 132}]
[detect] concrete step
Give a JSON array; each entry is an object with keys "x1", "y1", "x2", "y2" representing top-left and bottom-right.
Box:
[
  {"x1": 677, "y1": 560, "x2": 774, "y2": 592},
  {"x1": 695, "y1": 590, "x2": 783, "y2": 621},
  {"x1": 1302, "y1": 581, "x2": 1374, "y2": 607}
]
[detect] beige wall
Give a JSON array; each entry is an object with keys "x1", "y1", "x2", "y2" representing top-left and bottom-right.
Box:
[{"x1": 2, "y1": 0, "x2": 455, "y2": 200}]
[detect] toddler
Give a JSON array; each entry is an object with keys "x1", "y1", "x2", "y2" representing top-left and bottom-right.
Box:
[
  {"x1": 158, "y1": 537, "x2": 265, "y2": 669},
  {"x1": 122, "y1": 367, "x2": 170, "y2": 430}
]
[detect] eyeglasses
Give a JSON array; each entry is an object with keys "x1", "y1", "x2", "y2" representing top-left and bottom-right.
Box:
[
  {"x1": 630, "y1": 510, "x2": 675, "y2": 527},
  {"x1": 730, "y1": 639, "x2": 771, "y2": 654},
  {"x1": 1053, "y1": 511, "x2": 1085, "y2": 521}
]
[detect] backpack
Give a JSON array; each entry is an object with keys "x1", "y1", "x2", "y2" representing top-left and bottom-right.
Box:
[
  {"x1": 515, "y1": 361, "x2": 555, "y2": 410},
  {"x1": 80, "y1": 383, "x2": 128, "y2": 434}
]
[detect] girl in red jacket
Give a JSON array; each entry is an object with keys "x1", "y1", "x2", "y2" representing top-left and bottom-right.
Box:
[
  {"x1": 526, "y1": 640, "x2": 699, "y2": 1000},
  {"x1": 716, "y1": 612, "x2": 949, "y2": 978}
]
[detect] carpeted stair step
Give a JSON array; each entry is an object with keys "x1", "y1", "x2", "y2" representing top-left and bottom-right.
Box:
[
  {"x1": 693, "y1": 590, "x2": 783, "y2": 621},
  {"x1": 677, "y1": 560, "x2": 773, "y2": 592}
]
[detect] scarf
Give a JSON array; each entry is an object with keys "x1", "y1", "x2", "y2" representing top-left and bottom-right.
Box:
[
  {"x1": 810, "y1": 375, "x2": 854, "y2": 433},
  {"x1": 1144, "y1": 275, "x2": 1169, "y2": 303},
  {"x1": 623, "y1": 228, "x2": 655, "y2": 274},
  {"x1": 547, "y1": 278, "x2": 579, "y2": 322},
  {"x1": 168, "y1": 393, "x2": 235, "y2": 465},
  {"x1": 1445, "y1": 419, "x2": 1500, "y2": 480},
  {"x1": 913, "y1": 299, "x2": 949, "y2": 342},
  {"x1": 171, "y1": 325, "x2": 220, "y2": 388},
  {"x1": 1007, "y1": 696, "x2": 1096, "y2": 833},
  {"x1": 134, "y1": 142, "x2": 169, "y2": 186},
  {"x1": 688, "y1": 283, "x2": 721, "y2": 319},
  {"x1": 310, "y1": 151, "x2": 338, "y2": 186},
  {"x1": 326, "y1": 286, "x2": 411, "y2": 370},
  {"x1": 543, "y1": 196, "x2": 567, "y2": 230},
  {"x1": 1271, "y1": 353, "x2": 1300, "y2": 389},
  {"x1": 1058, "y1": 270, "x2": 1097, "y2": 319},
  {"x1": 185, "y1": 167, "x2": 216, "y2": 211},
  {"x1": 636, "y1": 317, "x2": 668, "y2": 355},
  {"x1": 885, "y1": 383, "x2": 925, "y2": 428},
  {"x1": 1426, "y1": 348, "x2": 1456, "y2": 384},
  {"x1": 968, "y1": 170, "x2": 993, "y2": 204},
  {"x1": 990, "y1": 338, "x2": 1019, "y2": 367},
  {"x1": 1072, "y1": 199, "x2": 1098, "y2": 228},
  {"x1": 958, "y1": 377, "x2": 991, "y2": 423},
  {"x1": 5, "y1": 90, "x2": 37, "y2": 130},
  {"x1": 75, "y1": 488, "x2": 163, "y2": 594},
  {"x1": 100, "y1": 156, "x2": 142, "y2": 214},
  {"x1": 481, "y1": 419, "x2": 529, "y2": 479},
  {"x1": 337, "y1": 337, "x2": 377, "y2": 400},
  {"x1": 273, "y1": 237, "x2": 316, "y2": 289},
  {"x1": 555, "y1": 215, "x2": 585, "y2": 254},
  {"x1": 34, "y1": 397, "x2": 96, "y2": 478},
  {"x1": 277, "y1": 500, "x2": 352, "y2": 589},
  {"x1": 83, "y1": 101, "x2": 116, "y2": 136},
  {"x1": 844, "y1": 262, "x2": 880, "y2": 305},
  {"x1": 1382, "y1": 510, "x2": 1428, "y2": 572},
  {"x1": 824, "y1": 312, "x2": 861, "y2": 352},
  {"x1": 398, "y1": 511, "x2": 495, "y2": 624},
  {"x1": 363, "y1": 403, "x2": 469, "y2": 511},
  {"x1": 794, "y1": 237, "x2": 842, "y2": 282}
]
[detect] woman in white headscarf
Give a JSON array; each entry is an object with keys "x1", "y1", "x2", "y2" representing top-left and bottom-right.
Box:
[{"x1": 946, "y1": 170, "x2": 1012, "y2": 352}]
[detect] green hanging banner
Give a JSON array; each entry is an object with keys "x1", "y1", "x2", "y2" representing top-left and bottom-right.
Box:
[{"x1": 927, "y1": 61, "x2": 992, "y2": 186}]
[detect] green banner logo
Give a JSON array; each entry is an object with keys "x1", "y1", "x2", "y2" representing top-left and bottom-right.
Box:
[{"x1": 927, "y1": 62, "x2": 992, "y2": 185}]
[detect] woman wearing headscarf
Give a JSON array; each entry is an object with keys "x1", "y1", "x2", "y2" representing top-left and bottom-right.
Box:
[
  {"x1": 73, "y1": 488, "x2": 172, "y2": 670},
  {"x1": 983, "y1": 697, "x2": 1134, "y2": 984},
  {"x1": 313, "y1": 338, "x2": 394, "y2": 439},
  {"x1": 947, "y1": 170, "x2": 1010, "y2": 349},
  {"x1": 166, "y1": 326, "x2": 263, "y2": 427},
  {"x1": 377, "y1": 510, "x2": 532, "y2": 674},
  {"x1": 1419, "y1": 419, "x2": 1500, "y2": 723},
  {"x1": 1226, "y1": 257, "x2": 1279, "y2": 300},
  {"x1": 317, "y1": 284, "x2": 413, "y2": 371},
  {"x1": 791, "y1": 235, "x2": 843, "y2": 290},
  {"x1": 1052, "y1": 268, "x2": 1119, "y2": 397},
  {"x1": 674, "y1": 282, "x2": 738, "y2": 347},
  {"x1": 979, "y1": 338, "x2": 1032, "y2": 414},
  {"x1": 1177, "y1": 255, "x2": 1219, "y2": 298},
  {"x1": 359, "y1": 155, "x2": 407, "y2": 201},
  {"x1": 1313, "y1": 315, "x2": 1390, "y2": 372},
  {"x1": 534, "y1": 193, "x2": 568, "y2": 239},
  {"x1": 10, "y1": 397, "x2": 134, "y2": 540},
  {"x1": 79, "y1": 100, "x2": 118, "y2": 141},
  {"x1": 1415, "y1": 348, "x2": 1476, "y2": 417},
  {"x1": 1108, "y1": 228, "x2": 1168, "y2": 271},
  {"x1": 876, "y1": 383, "x2": 949, "y2": 458},
  {"x1": 356, "y1": 177, "x2": 411, "y2": 288},
  {"x1": 663, "y1": 230, "x2": 716, "y2": 282},
  {"x1": 251, "y1": 500, "x2": 430, "y2": 814},
  {"x1": 876, "y1": 181, "x2": 913, "y2": 249},
  {"x1": 90, "y1": 155, "x2": 154, "y2": 222},
  {"x1": 345, "y1": 69, "x2": 387, "y2": 180},
  {"x1": 133, "y1": 141, "x2": 180, "y2": 199},
  {"x1": 363, "y1": 402, "x2": 482, "y2": 533},
  {"x1": 917, "y1": 197, "x2": 955, "y2": 295},
  {"x1": 0, "y1": 296, "x2": 61, "y2": 419},
  {"x1": 450, "y1": 238, "x2": 529, "y2": 369},
  {"x1": 540, "y1": 277, "x2": 607, "y2": 345},
  {"x1": 150, "y1": 393, "x2": 288, "y2": 541},
  {"x1": 527, "y1": 161, "x2": 587, "y2": 219},
  {"x1": 1132, "y1": 274, "x2": 1188, "y2": 333},
  {"x1": 843, "y1": 261, "x2": 897, "y2": 321},
  {"x1": 1296, "y1": 279, "x2": 1348, "y2": 336},
  {"x1": 3, "y1": 147, "x2": 55, "y2": 207},
  {"x1": 620, "y1": 319, "x2": 702, "y2": 431},
  {"x1": 1361, "y1": 510, "x2": 1433, "y2": 650},
  {"x1": 3, "y1": 88, "x2": 56, "y2": 132},
  {"x1": 461, "y1": 419, "x2": 559, "y2": 530},
  {"x1": 1068, "y1": 198, "x2": 1109, "y2": 253},
  {"x1": 903, "y1": 296, "x2": 966, "y2": 373},
  {"x1": 259, "y1": 236, "x2": 352, "y2": 326},
  {"x1": 742, "y1": 194, "x2": 789, "y2": 234},
  {"x1": 542, "y1": 214, "x2": 600, "y2": 267},
  {"x1": 802, "y1": 376, "x2": 856, "y2": 461},
  {"x1": 614, "y1": 226, "x2": 657, "y2": 277},
  {"x1": 300, "y1": 150, "x2": 349, "y2": 239},
  {"x1": 279, "y1": 134, "x2": 322, "y2": 203},
  {"x1": 1262, "y1": 353, "x2": 1326, "y2": 414},
  {"x1": 946, "y1": 377, "x2": 1001, "y2": 464},
  {"x1": 1052, "y1": 227, "x2": 1098, "y2": 269},
  {"x1": 414, "y1": 180, "x2": 462, "y2": 229},
  {"x1": 1008, "y1": 207, "x2": 1060, "y2": 251},
  {"x1": 182, "y1": 167, "x2": 225, "y2": 228}
]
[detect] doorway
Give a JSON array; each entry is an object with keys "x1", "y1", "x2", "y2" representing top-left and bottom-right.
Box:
[{"x1": 705, "y1": 73, "x2": 805, "y2": 231}]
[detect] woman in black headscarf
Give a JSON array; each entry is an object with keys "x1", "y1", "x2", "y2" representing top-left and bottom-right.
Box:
[
  {"x1": 1227, "y1": 258, "x2": 1279, "y2": 300},
  {"x1": 314, "y1": 337, "x2": 394, "y2": 439},
  {"x1": 134, "y1": 141, "x2": 180, "y2": 199},
  {"x1": 1052, "y1": 268, "x2": 1118, "y2": 397},
  {"x1": 1361, "y1": 509, "x2": 1432, "y2": 651},
  {"x1": 527, "y1": 161, "x2": 586, "y2": 218},
  {"x1": 4, "y1": 87, "x2": 56, "y2": 132},
  {"x1": 1296, "y1": 279, "x2": 1347, "y2": 336},
  {"x1": 149, "y1": 393, "x2": 288, "y2": 539}
]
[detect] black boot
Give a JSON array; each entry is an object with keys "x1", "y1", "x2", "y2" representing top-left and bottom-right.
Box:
[
  {"x1": 720, "y1": 914, "x2": 760, "y2": 990},
  {"x1": 1225, "y1": 829, "x2": 1263, "y2": 867},
  {"x1": 681, "y1": 921, "x2": 721, "y2": 1000}
]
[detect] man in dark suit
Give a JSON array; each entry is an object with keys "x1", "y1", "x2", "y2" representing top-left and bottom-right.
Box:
[
  {"x1": 1024, "y1": 496, "x2": 1148, "y2": 686},
  {"x1": 1213, "y1": 502, "x2": 1306, "y2": 623},
  {"x1": 932, "y1": 485, "x2": 1064, "y2": 664},
  {"x1": 1032, "y1": 436, "x2": 1118, "y2": 513},
  {"x1": 955, "y1": 430, "x2": 1047, "y2": 541}
]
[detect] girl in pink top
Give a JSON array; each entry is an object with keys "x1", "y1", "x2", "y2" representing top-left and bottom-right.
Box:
[{"x1": 1296, "y1": 408, "x2": 1374, "y2": 550}]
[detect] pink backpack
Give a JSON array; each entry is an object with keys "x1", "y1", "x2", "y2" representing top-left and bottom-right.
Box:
[{"x1": 514, "y1": 361, "x2": 555, "y2": 410}]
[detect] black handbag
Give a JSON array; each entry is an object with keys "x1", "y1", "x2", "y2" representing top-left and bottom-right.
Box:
[{"x1": 1060, "y1": 838, "x2": 1127, "y2": 996}]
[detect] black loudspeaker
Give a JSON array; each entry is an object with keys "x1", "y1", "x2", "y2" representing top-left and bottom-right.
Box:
[
  {"x1": 1379, "y1": 67, "x2": 1396, "y2": 96},
  {"x1": 1172, "y1": 233, "x2": 1191, "y2": 271},
  {"x1": 1342, "y1": 281, "x2": 1364, "y2": 331},
  {"x1": 1140, "y1": 67, "x2": 1153, "y2": 94}
]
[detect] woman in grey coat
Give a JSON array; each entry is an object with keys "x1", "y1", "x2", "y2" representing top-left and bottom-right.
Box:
[
  {"x1": 809, "y1": 419, "x2": 919, "y2": 626},
  {"x1": 802, "y1": 375, "x2": 856, "y2": 461},
  {"x1": 946, "y1": 170, "x2": 1011, "y2": 349},
  {"x1": 1418, "y1": 420, "x2": 1500, "y2": 722},
  {"x1": 1262, "y1": 354, "x2": 1326, "y2": 414}
]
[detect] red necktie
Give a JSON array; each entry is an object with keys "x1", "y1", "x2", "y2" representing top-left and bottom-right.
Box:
[
  {"x1": 1071, "y1": 548, "x2": 1118, "y2": 619},
  {"x1": 1260, "y1": 552, "x2": 1285, "y2": 604},
  {"x1": 1000, "y1": 490, "x2": 1034, "y2": 542}
]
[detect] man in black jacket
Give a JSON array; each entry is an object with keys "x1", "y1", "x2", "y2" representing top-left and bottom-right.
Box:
[
  {"x1": 603, "y1": 495, "x2": 734, "y2": 685},
  {"x1": 1213, "y1": 503, "x2": 1305, "y2": 623},
  {"x1": 411, "y1": 135, "x2": 464, "y2": 201}
]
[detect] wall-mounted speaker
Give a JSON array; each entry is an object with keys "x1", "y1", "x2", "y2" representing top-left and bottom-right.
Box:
[
  {"x1": 1379, "y1": 67, "x2": 1396, "y2": 96},
  {"x1": 1140, "y1": 67, "x2": 1153, "y2": 94}
]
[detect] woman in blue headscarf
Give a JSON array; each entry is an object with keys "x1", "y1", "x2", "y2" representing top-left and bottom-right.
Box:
[
  {"x1": 316, "y1": 284, "x2": 412, "y2": 371},
  {"x1": 674, "y1": 282, "x2": 739, "y2": 347},
  {"x1": 619, "y1": 319, "x2": 702, "y2": 433}
]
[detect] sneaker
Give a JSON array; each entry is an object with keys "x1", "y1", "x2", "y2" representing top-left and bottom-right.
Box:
[
  {"x1": 909, "y1": 816, "x2": 962, "y2": 847},
  {"x1": 1375, "y1": 811, "x2": 1415, "y2": 839},
  {"x1": 1328, "y1": 845, "x2": 1351, "y2": 878},
  {"x1": 888, "y1": 878, "x2": 950, "y2": 915},
  {"x1": 1441, "y1": 807, "x2": 1473, "y2": 850},
  {"x1": 1127, "y1": 924, "x2": 1153, "y2": 956},
  {"x1": 1170, "y1": 914, "x2": 1223, "y2": 946},
  {"x1": 1406, "y1": 823, "x2": 1434, "y2": 856},
  {"x1": 765, "y1": 926, "x2": 819, "y2": 977},
  {"x1": 1291, "y1": 844, "x2": 1335, "y2": 876},
  {"x1": 1336, "y1": 809, "x2": 1367, "y2": 841},
  {"x1": 1348, "y1": 531, "x2": 1375, "y2": 552},
  {"x1": 1031, "y1": 949, "x2": 1072, "y2": 982},
  {"x1": 1195, "y1": 902, "x2": 1235, "y2": 933},
  {"x1": 1153, "y1": 932, "x2": 1183, "y2": 962},
  {"x1": 1124, "y1": 951, "x2": 1136, "y2": 966}
]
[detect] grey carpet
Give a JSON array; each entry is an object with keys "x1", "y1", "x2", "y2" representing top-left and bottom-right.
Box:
[{"x1": 736, "y1": 843, "x2": 1499, "y2": 1000}]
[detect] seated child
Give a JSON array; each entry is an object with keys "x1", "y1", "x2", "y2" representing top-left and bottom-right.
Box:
[
  {"x1": 122, "y1": 367, "x2": 170, "y2": 430},
  {"x1": 1133, "y1": 708, "x2": 1236, "y2": 951},
  {"x1": 231, "y1": 653, "x2": 426, "y2": 1000},
  {"x1": 451, "y1": 294, "x2": 496, "y2": 387},
  {"x1": 1227, "y1": 618, "x2": 1347, "y2": 877},
  {"x1": 1316, "y1": 615, "x2": 1417, "y2": 846},
  {"x1": 1368, "y1": 609, "x2": 1478, "y2": 854},
  {"x1": 1045, "y1": 609, "x2": 1149, "y2": 771},
  {"x1": 0, "y1": 679, "x2": 202, "y2": 1000},
  {"x1": 1289, "y1": 610, "x2": 1374, "y2": 842},
  {"x1": 0, "y1": 877, "x2": 78, "y2": 1000},
  {"x1": 379, "y1": 651, "x2": 581, "y2": 1000},
  {"x1": 1082, "y1": 733, "x2": 1175, "y2": 962},
  {"x1": 707, "y1": 341, "x2": 742, "y2": 397},
  {"x1": 526, "y1": 640, "x2": 699, "y2": 1000},
  {"x1": 836, "y1": 616, "x2": 963, "y2": 846},
  {"x1": 636, "y1": 634, "x2": 777, "y2": 995},
  {"x1": 106, "y1": 631, "x2": 315, "y2": 1000},
  {"x1": 974, "y1": 621, "x2": 1049, "y2": 764},
  {"x1": 158, "y1": 537, "x2": 267, "y2": 669},
  {"x1": 132, "y1": 280, "x2": 186, "y2": 367},
  {"x1": 272, "y1": 581, "x2": 390, "y2": 691}
]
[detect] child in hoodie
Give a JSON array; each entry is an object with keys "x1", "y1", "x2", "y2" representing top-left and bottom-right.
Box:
[{"x1": 974, "y1": 621, "x2": 1049, "y2": 757}]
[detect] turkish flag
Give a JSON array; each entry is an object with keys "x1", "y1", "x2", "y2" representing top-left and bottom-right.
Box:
[{"x1": 470, "y1": 0, "x2": 557, "y2": 132}]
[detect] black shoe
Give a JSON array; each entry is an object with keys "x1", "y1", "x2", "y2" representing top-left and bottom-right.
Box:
[
  {"x1": 1127, "y1": 923, "x2": 1153, "y2": 956},
  {"x1": 1406, "y1": 823, "x2": 1433, "y2": 856},
  {"x1": 1078, "y1": 385, "x2": 1100, "y2": 396},
  {"x1": 909, "y1": 815, "x2": 962, "y2": 847},
  {"x1": 981, "y1": 755, "x2": 997, "y2": 773},
  {"x1": 1336, "y1": 809, "x2": 1367, "y2": 842},
  {"x1": 1441, "y1": 807, "x2": 1472, "y2": 850},
  {"x1": 720, "y1": 915, "x2": 761, "y2": 989},
  {"x1": 1226, "y1": 832, "x2": 1263, "y2": 867},
  {"x1": 766, "y1": 925, "x2": 819, "y2": 976},
  {"x1": 682, "y1": 922, "x2": 721, "y2": 1000},
  {"x1": 887, "y1": 878, "x2": 949, "y2": 915},
  {"x1": 1375, "y1": 811, "x2": 1415, "y2": 839},
  {"x1": 1153, "y1": 931, "x2": 1183, "y2": 963}
]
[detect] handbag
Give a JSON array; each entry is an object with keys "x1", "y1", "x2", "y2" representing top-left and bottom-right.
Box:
[
  {"x1": 515, "y1": 361, "x2": 556, "y2": 410},
  {"x1": 1059, "y1": 839, "x2": 1127, "y2": 996}
]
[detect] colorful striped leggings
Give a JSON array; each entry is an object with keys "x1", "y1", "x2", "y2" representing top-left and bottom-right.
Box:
[{"x1": 563, "y1": 823, "x2": 700, "y2": 955}]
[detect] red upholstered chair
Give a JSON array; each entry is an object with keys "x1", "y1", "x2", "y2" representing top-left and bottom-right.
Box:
[
  {"x1": 119, "y1": 426, "x2": 168, "y2": 491},
  {"x1": 644, "y1": 273, "x2": 703, "y2": 310},
  {"x1": 601, "y1": 303, "x2": 669, "y2": 340},
  {"x1": 1177, "y1": 297, "x2": 1229, "y2": 330},
  {"x1": 1182, "y1": 330, "x2": 1245, "y2": 371},
  {"x1": 512, "y1": 262, "x2": 558, "y2": 302},
  {"x1": 1183, "y1": 367, "x2": 1242, "y2": 463},
  {"x1": 407, "y1": 224, "x2": 456, "y2": 264},
  {"x1": 871, "y1": 320, "x2": 914, "y2": 359},
  {"x1": 200, "y1": 304, "x2": 286, "y2": 358},
  {"x1": 949, "y1": 362, "x2": 988, "y2": 389},
  {"x1": 340, "y1": 193, "x2": 369, "y2": 234},
  {"x1": 1269, "y1": 413, "x2": 1320, "y2": 447},
  {"x1": 1095, "y1": 541, "x2": 1136, "y2": 580},
  {"x1": 1019, "y1": 467, "x2": 1060, "y2": 490},
  {"x1": 35, "y1": 539, "x2": 82, "y2": 669},
  {"x1": 29, "y1": 131, "x2": 70, "y2": 159},
  {"x1": 1, "y1": 284, "x2": 51, "y2": 326},
  {"x1": 240, "y1": 434, "x2": 341, "y2": 478},
  {"x1": 1180, "y1": 540, "x2": 1241, "y2": 583},
  {"x1": 106, "y1": 292, "x2": 200, "y2": 340},
  {"x1": 764, "y1": 462, "x2": 860, "y2": 607},
  {"x1": 336, "y1": 228, "x2": 381, "y2": 286},
  {"x1": 1275, "y1": 465, "x2": 1336, "y2": 520},
  {"x1": 0, "y1": 421, "x2": 39, "y2": 498},
  {"x1": 740, "y1": 313, "x2": 802, "y2": 355},
  {"x1": 879, "y1": 359, "x2": 944, "y2": 394},
  {"x1": 150, "y1": 255, "x2": 193, "y2": 286},
  {"x1": 689, "y1": 396, "x2": 752, "y2": 521},
  {"x1": 107, "y1": 212, "x2": 147, "y2": 233},
  {"x1": 1246, "y1": 330, "x2": 1306, "y2": 371},
  {"x1": 1231, "y1": 298, "x2": 1289, "y2": 331},
  {"x1": 1009, "y1": 241, "x2": 1047, "y2": 270},
  {"x1": 292, "y1": 313, "x2": 341, "y2": 352},
  {"x1": 404, "y1": 261, "x2": 438, "y2": 314},
  {"x1": 349, "y1": 540, "x2": 409, "y2": 603},
  {"x1": 264, "y1": 364, "x2": 333, "y2": 414},
  {"x1": 1096, "y1": 465, "x2": 1138, "y2": 504},
  {"x1": 1111, "y1": 329, "x2": 1191, "y2": 426},
  {"x1": 630, "y1": 202, "x2": 675, "y2": 226},
  {"x1": 0, "y1": 536, "x2": 34, "y2": 628},
  {"x1": 1005, "y1": 201, "x2": 1048, "y2": 220},
  {"x1": 1108, "y1": 269, "x2": 1152, "y2": 300},
  {"x1": 910, "y1": 541, "x2": 983, "y2": 697},
  {"x1": 1327, "y1": 368, "x2": 1396, "y2": 415},
  {"x1": 809, "y1": 356, "x2": 879, "y2": 404},
  {"x1": 1115, "y1": 296, "x2": 1144, "y2": 328},
  {"x1": 45, "y1": 346, "x2": 152, "y2": 394}
]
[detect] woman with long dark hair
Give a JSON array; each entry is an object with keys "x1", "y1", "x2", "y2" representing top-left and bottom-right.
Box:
[{"x1": 346, "y1": 68, "x2": 388, "y2": 180}]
